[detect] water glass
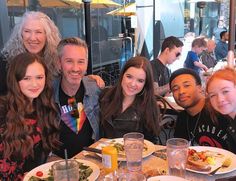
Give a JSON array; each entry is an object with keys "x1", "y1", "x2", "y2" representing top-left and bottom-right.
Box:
[
  {"x1": 52, "y1": 159, "x2": 80, "y2": 181},
  {"x1": 123, "y1": 132, "x2": 144, "y2": 172},
  {"x1": 118, "y1": 171, "x2": 146, "y2": 181},
  {"x1": 166, "y1": 138, "x2": 189, "y2": 178}
]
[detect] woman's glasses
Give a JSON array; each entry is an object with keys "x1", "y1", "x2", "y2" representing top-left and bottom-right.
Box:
[{"x1": 68, "y1": 97, "x2": 79, "y2": 118}]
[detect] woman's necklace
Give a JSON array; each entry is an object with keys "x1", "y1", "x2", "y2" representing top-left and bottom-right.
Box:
[{"x1": 186, "y1": 111, "x2": 202, "y2": 145}]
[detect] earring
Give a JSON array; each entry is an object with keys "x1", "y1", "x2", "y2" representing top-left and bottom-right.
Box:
[{"x1": 138, "y1": 89, "x2": 144, "y2": 96}]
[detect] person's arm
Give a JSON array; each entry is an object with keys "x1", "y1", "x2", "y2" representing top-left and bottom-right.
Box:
[
  {"x1": 154, "y1": 82, "x2": 170, "y2": 96},
  {"x1": 87, "y1": 75, "x2": 105, "y2": 89},
  {"x1": 194, "y1": 61, "x2": 208, "y2": 72}
]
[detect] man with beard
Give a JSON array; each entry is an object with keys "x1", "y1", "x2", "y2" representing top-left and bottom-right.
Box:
[
  {"x1": 169, "y1": 68, "x2": 236, "y2": 153},
  {"x1": 52, "y1": 37, "x2": 101, "y2": 158}
]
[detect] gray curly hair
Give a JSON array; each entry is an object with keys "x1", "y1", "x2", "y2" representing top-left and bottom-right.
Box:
[{"x1": 1, "y1": 11, "x2": 61, "y2": 76}]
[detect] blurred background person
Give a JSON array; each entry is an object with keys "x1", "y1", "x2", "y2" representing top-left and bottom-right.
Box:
[
  {"x1": 213, "y1": 18, "x2": 227, "y2": 44},
  {"x1": 151, "y1": 36, "x2": 183, "y2": 96},
  {"x1": 0, "y1": 53, "x2": 60, "y2": 180},
  {"x1": 100, "y1": 56, "x2": 161, "y2": 143},
  {"x1": 184, "y1": 37, "x2": 208, "y2": 74},
  {"x1": 215, "y1": 31, "x2": 229, "y2": 61},
  {"x1": 91, "y1": 16, "x2": 108, "y2": 42},
  {"x1": 200, "y1": 39, "x2": 217, "y2": 69}
]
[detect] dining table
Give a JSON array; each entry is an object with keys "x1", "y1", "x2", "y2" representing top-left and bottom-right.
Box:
[{"x1": 73, "y1": 138, "x2": 236, "y2": 181}]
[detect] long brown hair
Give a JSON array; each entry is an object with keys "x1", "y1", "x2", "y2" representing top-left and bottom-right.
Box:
[
  {"x1": 100, "y1": 56, "x2": 160, "y2": 136},
  {"x1": 0, "y1": 52, "x2": 60, "y2": 158}
]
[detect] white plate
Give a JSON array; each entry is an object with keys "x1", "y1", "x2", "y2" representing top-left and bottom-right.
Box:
[
  {"x1": 23, "y1": 159, "x2": 100, "y2": 181},
  {"x1": 148, "y1": 175, "x2": 188, "y2": 181},
  {"x1": 96, "y1": 138, "x2": 156, "y2": 161},
  {"x1": 187, "y1": 146, "x2": 236, "y2": 175}
]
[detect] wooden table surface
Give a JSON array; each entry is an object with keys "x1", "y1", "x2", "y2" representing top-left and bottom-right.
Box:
[{"x1": 73, "y1": 138, "x2": 236, "y2": 181}]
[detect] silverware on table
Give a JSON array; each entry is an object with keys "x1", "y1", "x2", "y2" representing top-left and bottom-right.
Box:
[
  {"x1": 208, "y1": 165, "x2": 222, "y2": 176},
  {"x1": 83, "y1": 147, "x2": 102, "y2": 154}
]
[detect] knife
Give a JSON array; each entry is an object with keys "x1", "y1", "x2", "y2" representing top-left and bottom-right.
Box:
[
  {"x1": 83, "y1": 147, "x2": 126, "y2": 158},
  {"x1": 83, "y1": 147, "x2": 102, "y2": 154}
]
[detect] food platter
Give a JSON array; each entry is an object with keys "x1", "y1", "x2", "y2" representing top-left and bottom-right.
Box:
[
  {"x1": 187, "y1": 146, "x2": 236, "y2": 174},
  {"x1": 95, "y1": 138, "x2": 156, "y2": 161},
  {"x1": 23, "y1": 159, "x2": 100, "y2": 181}
]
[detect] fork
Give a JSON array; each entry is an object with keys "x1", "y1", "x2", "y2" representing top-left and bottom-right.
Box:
[{"x1": 208, "y1": 165, "x2": 222, "y2": 176}]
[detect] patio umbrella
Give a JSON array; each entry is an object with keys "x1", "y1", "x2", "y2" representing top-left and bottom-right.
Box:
[
  {"x1": 107, "y1": 2, "x2": 136, "y2": 16},
  {"x1": 7, "y1": 0, "x2": 82, "y2": 8}
]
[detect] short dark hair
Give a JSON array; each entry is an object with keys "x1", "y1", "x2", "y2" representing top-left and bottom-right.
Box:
[
  {"x1": 169, "y1": 68, "x2": 202, "y2": 87},
  {"x1": 161, "y1": 36, "x2": 183, "y2": 52},
  {"x1": 220, "y1": 31, "x2": 227, "y2": 39}
]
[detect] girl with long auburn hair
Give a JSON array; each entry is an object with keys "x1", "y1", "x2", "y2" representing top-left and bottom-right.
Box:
[
  {"x1": 206, "y1": 67, "x2": 236, "y2": 153},
  {"x1": 100, "y1": 56, "x2": 161, "y2": 142},
  {"x1": 0, "y1": 52, "x2": 60, "y2": 180}
]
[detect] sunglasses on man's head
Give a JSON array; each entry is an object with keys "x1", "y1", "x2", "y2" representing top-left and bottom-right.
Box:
[{"x1": 68, "y1": 97, "x2": 79, "y2": 118}]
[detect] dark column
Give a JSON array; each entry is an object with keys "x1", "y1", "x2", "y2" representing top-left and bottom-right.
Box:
[
  {"x1": 229, "y1": 0, "x2": 235, "y2": 51},
  {"x1": 82, "y1": 0, "x2": 92, "y2": 74},
  {"x1": 197, "y1": 2, "x2": 206, "y2": 35}
]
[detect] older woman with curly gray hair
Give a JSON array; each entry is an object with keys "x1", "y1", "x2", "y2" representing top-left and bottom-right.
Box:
[{"x1": 0, "y1": 11, "x2": 61, "y2": 95}]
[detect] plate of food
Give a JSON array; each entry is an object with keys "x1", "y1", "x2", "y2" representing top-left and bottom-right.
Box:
[
  {"x1": 187, "y1": 146, "x2": 236, "y2": 174},
  {"x1": 96, "y1": 138, "x2": 156, "y2": 161},
  {"x1": 147, "y1": 175, "x2": 188, "y2": 181},
  {"x1": 23, "y1": 159, "x2": 100, "y2": 181}
]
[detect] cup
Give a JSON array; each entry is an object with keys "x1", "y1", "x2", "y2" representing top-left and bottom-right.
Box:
[
  {"x1": 52, "y1": 159, "x2": 80, "y2": 181},
  {"x1": 118, "y1": 171, "x2": 146, "y2": 181},
  {"x1": 166, "y1": 138, "x2": 189, "y2": 178},
  {"x1": 123, "y1": 132, "x2": 144, "y2": 172}
]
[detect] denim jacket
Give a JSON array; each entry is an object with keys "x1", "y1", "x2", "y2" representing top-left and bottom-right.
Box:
[{"x1": 53, "y1": 76, "x2": 101, "y2": 141}]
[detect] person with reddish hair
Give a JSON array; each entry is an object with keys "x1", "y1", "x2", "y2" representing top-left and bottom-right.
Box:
[{"x1": 206, "y1": 67, "x2": 236, "y2": 121}]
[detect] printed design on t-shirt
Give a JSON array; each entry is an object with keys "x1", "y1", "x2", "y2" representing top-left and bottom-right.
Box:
[
  {"x1": 196, "y1": 124, "x2": 228, "y2": 149},
  {"x1": 60, "y1": 98, "x2": 86, "y2": 133}
]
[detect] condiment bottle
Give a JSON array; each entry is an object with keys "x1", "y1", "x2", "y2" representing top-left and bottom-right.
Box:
[{"x1": 102, "y1": 146, "x2": 118, "y2": 174}]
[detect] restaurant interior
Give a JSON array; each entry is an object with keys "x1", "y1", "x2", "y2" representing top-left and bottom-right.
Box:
[
  {"x1": 0, "y1": 0, "x2": 236, "y2": 180},
  {"x1": 1, "y1": 0, "x2": 234, "y2": 85}
]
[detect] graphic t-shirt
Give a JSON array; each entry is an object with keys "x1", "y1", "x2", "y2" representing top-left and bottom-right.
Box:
[
  {"x1": 55, "y1": 83, "x2": 93, "y2": 158},
  {"x1": 174, "y1": 107, "x2": 236, "y2": 154}
]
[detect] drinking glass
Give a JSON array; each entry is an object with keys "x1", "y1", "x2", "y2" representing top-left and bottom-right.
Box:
[
  {"x1": 123, "y1": 132, "x2": 144, "y2": 172},
  {"x1": 118, "y1": 171, "x2": 146, "y2": 181},
  {"x1": 167, "y1": 138, "x2": 189, "y2": 178},
  {"x1": 52, "y1": 159, "x2": 80, "y2": 181}
]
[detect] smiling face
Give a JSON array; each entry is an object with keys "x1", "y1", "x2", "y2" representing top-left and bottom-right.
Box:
[
  {"x1": 121, "y1": 67, "x2": 146, "y2": 99},
  {"x1": 208, "y1": 79, "x2": 236, "y2": 119},
  {"x1": 19, "y1": 61, "x2": 45, "y2": 101},
  {"x1": 59, "y1": 45, "x2": 88, "y2": 89},
  {"x1": 22, "y1": 18, "x2": 46, "y2": 54},
  {"x1": 171, "y1": 74, "x2": 203, "y2": 109}
]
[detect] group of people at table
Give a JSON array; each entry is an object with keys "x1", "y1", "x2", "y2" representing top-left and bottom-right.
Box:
[{"x1": 0, "y1": 11, "x2": 236, "y2": 180}]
